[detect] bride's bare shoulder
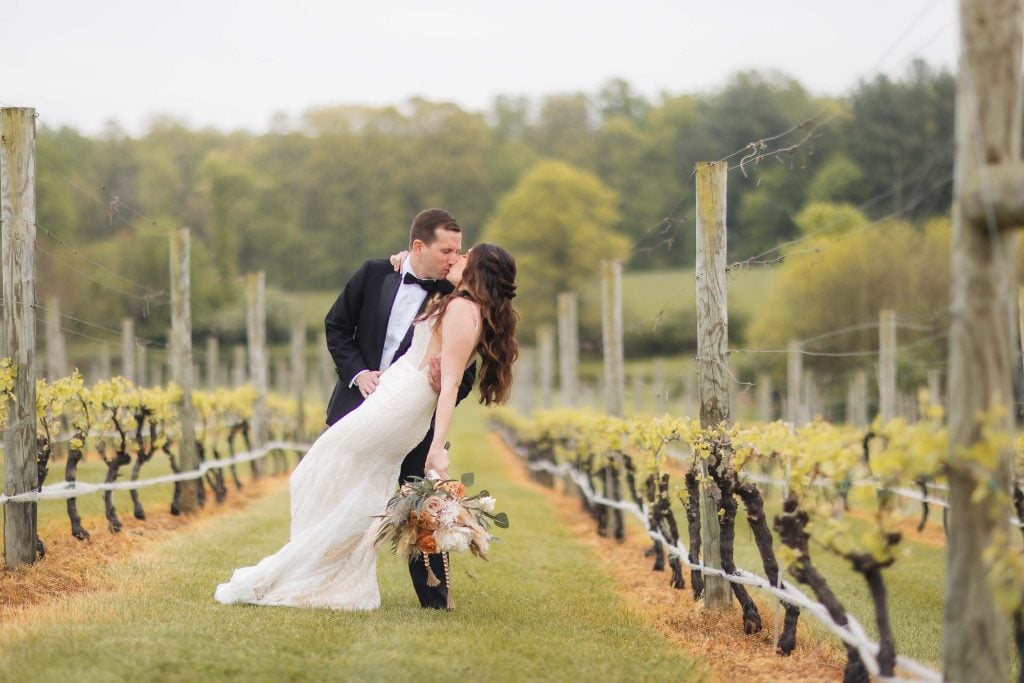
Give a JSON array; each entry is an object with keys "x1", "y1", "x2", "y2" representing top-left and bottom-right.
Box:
[{"x1": 445, "y1": 296, "x2": 482, "y2": 329}]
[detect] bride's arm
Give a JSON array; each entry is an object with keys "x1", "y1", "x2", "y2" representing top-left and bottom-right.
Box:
[{"x1": 425, "y1": 298, "x2": 481, "y2": 477}]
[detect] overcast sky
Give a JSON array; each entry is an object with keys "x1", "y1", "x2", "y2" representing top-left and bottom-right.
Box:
[{"x1": 3, "y1": 0, "x2": 957, "y2": 136}]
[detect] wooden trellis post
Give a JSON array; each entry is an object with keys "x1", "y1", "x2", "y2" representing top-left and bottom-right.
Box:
[
  {"x1": 170, "y1": 228, "x2": 199, "y2": 513},
  {"x1": 206, "y1": 336, "x2": 219, "y2": 388},
  {"x1": 557, "y1": 292, "x2": 579, "y2": 407},
  {"x1": 786, "y1": 341, "x2": 802, "y2": 426},
  {"x1": 44, "y1": 296, "x2": 67, "y2": 380},
  {"x1": 1, "y1": 106, "x2": 38, "y2": 569},
  {"x1": 290, "y1": 315, "x2": 306, "y2": 439},
  {"x1": 756, "y1": 374, "x2": 772, "y2": 422},
  {"x1": 878, "y1": 309, "x2": 897, "y2": 422},
  {"x1": 943, "y1": 1, "x2": 1024, "y2": 678},
  {"x1": 121, "y1": 318, "x2": 136, "y2": 382},
  {"x1": 135, "y1": 344, "x2": 147, "y2": 387},
  {"x1": 537, "y1": 324, "x2": 555, "y2": 410},
  {"x1": 232, "y1": 345, "x2": 246, "y2": 387},
  {"x1": 246, "y1": 272, "x2": 268, "y2": 477},
  {"x1": 601, "y1": 260, "x2": 625, "y2": 417},
  {"x1": 846, "y1": 370, "x2": 868, "y2": 428},
  {"x1": 694, "y1": 160, "x2": 731, "y2": 609}
]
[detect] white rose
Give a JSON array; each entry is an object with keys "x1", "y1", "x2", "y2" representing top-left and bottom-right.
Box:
[
  {"x1": 433, "y1": 526, "x2": 472, "y2": 553},
  {"x1": 439, "y1": 500, "x2": 461, "y2": 526}
]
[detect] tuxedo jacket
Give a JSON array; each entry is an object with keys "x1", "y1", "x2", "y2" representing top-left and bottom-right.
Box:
[{"x1": 324, "y1": 259, "x2": 477, "y2": 425}]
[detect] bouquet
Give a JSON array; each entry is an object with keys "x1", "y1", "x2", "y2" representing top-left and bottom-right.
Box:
[{"x1": 375, "y1": 472, "x2": 509, "y2": 566}]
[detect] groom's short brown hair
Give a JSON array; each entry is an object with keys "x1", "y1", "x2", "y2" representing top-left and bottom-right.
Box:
[{"x1": 410, "y1": 208, "x2": 461, "y2": 247}]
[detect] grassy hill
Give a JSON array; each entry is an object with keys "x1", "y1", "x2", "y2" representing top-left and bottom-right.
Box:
[{"x1": 283, "y1": 266, "x2": 779, "y2": 355}]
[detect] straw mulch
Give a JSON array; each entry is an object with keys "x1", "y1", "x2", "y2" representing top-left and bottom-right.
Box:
[{"x1": 492, "y1": 432, "x2": 845, "y2": 683}]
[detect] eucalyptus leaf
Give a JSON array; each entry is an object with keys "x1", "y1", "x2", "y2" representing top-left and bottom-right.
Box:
[
  {"x1": 492, "y1": 512, "x2": 510, "y2": 529},
  {"x1": 460, "y1": 472, "x2": 475, "y2": 487}
]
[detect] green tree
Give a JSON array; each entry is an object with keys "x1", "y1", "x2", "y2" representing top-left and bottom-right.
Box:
[
  {"x1": 807, "y1": 155, "x2": 867, "y2": 204},
  {"x1": 596, "y1": 77, "x2": 649, "y2": 123},
  {"x1": 793, "y1": 202, "x2": 868, "y2": 237},
  {"x1": 844, "y1": 59, "x2": 955, "y2": 220},
  {"x1": 482, "y1": 161, "x2": 630, "y2": 330},
  {"x1": 744, "y1": 211, "x2": 951, "y2": 388},
  {"x1": 527, "y1": 94, "x2": 596, "y2": 170}
]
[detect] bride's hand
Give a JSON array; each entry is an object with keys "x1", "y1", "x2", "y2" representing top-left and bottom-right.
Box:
[
  {"x1": 424, "y1": 444, "x2": 450, "y2": 480},
  {"x1": 389, "y1": 250, "x2": 410, "y2": 271}
]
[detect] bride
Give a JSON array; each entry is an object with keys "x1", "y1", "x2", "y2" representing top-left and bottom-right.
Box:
[{"x1": 214, "y1": 243, "x2": 519, "y2": 610}]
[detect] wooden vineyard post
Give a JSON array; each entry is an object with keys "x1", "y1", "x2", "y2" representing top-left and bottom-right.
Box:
[
  {"x1": 246, "y1": 272, "x2": 268, "y2": 477},
  {"x1": 1, "y1": 106, "x2": 38, "y2": 569},
  {"x1": 878, "y1": 309, "x2": 897, "y2": 422},
  {"x1": 44, "y1": 296, "x2": 67, "y2": 380},
  {"x1": 290, "y1": 314, "x2": 306, "y2": 440},
  {"x1": 944, "y1": 1, "x2": 1024, "y2": 678},
  {"x1": 537, "y1": 324, "x2": 555, "y2": 410},
  {"x1": 121, "y1": 318, "x2": 136, "y2": 383},
  {"x1": 206, "y1": 336, "x2": 219, "y2": 388},
  {"x1": 557, "y1": 292, "x2": 579, "y2": 408},
  {"x1": 170, "y1": 228, "x2": 199, "y2": 513},
  {"x1": 846, "y1": 370, "x2": 868, "y2": 428},
  {"x1": 786, "y1": 340, "x2": 802, "y2": 426},
  {"x1": 601, "y1": 260, "x2": 625, "y2": 418},
  {"x1": 694, "y1": 160, "x2": 731, "y2": 609},
  {"x1": 232, "y1": 345, "x2": 246, "y2": 387},
  {"x1": 756, "y1": 374, "x2": 772, "y2": 422}
]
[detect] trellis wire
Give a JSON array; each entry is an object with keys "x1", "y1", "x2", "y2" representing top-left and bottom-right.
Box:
[{"x1": 0, "y1": 440, "x2": 311, "y2": 505}]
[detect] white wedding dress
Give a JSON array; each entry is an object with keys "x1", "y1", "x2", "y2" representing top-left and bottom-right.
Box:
[{"x1": 215, "y1": 318, "x2": 440, "y2": 610}]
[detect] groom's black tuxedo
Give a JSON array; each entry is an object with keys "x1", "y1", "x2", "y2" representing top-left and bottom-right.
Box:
[
  {"x1": 324, "y1": 259, "x2": 476, "y2": 426},
  {"x1": 324, "y1": 258, "x2": 476, "y2": 610}
]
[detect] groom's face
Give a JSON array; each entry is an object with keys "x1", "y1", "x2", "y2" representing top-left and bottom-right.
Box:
[{"x1": 414, "y1": 228, "x2": 463, "y2": 280}]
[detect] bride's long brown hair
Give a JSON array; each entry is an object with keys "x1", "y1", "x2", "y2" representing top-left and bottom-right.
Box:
[{"x1": 420, "y1": 243, "x2": 519, "y2": 405}]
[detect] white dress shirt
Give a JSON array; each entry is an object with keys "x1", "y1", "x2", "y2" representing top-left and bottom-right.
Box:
[{"x1": 380, "y1": 260, "x2": 432, "y2": 372}]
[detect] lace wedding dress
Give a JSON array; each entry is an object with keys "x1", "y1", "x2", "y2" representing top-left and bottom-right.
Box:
[{"x1": 214, "y1": 318, "x2": 440, "y2": 610}]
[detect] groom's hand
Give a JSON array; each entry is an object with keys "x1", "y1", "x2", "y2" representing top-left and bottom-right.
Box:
[
  {"x1": 427, "y1": 356, "x2": 442, "y2": 393},
  {"x1": 355, "y1": 371, "x2": 381, "y2": 398}
]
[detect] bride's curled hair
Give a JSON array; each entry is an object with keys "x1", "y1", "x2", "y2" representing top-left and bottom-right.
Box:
[{"x1": 427, "y1": 243, "x2": 519, "y2": 405}]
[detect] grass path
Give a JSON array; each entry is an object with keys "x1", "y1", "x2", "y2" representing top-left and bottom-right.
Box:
[{"x1": 0, "y1": 404, "x2": 704, "y2": 682}]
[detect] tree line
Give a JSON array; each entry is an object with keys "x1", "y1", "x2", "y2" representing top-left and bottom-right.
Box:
[{"x1": 34, "y1": 60, "x2": 954, "y2": 346}]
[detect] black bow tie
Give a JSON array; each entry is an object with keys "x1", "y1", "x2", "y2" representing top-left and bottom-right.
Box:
[{"x1": 403, "y1": 272, "x2": 441, "y2": 294}]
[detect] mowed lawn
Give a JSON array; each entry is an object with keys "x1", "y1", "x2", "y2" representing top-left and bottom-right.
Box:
[{"x1": 0, "y1": 402, "x2": 705, "y2": 683}]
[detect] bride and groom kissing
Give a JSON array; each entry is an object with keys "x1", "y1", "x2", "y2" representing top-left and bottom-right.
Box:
[{"x1": 215, "y1": 208, "x2": 519, "y2": 611}]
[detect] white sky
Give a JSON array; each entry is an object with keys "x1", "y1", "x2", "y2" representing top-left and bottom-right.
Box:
[{"x1": 2, "y1": 0, "x2": 958, "y2": 136}]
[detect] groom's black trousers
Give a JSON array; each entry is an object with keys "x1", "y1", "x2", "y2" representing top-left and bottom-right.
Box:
[{"x1": 400, "y1": 422, "x2": 450, "y2": 610}]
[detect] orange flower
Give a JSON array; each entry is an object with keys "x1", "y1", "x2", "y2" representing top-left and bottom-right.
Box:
[
  {"x1": 441, "y1": 481, "x2": 466, "y2": 499},
  {"x1": 413, "y1": 509, "x2": 438, "y2": 531},
  {"x1": 417, "y1": 531, "x2": 438, "y2": 554}
]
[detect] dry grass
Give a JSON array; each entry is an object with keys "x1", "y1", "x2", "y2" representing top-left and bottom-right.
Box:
[{"x1": 490, "y1": 432, "x2": 846, "y2": 683}]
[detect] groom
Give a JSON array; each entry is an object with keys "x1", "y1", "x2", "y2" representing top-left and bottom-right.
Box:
[{"x1": 324, "y1": 208, "x2": 476, "y2": 609}]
